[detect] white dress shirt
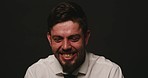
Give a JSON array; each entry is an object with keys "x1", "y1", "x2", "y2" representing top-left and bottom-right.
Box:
[{"x1": 24, "y1": 52, "x2": 124, "y2": 78}]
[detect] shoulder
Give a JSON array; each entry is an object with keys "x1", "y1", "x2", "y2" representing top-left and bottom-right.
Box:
[
  {"x1": 26, "y1": 55, "x2": 55, "y2": 73},
  {"x1": 29, "y1": 55, "x2": 54, "y2": 69},
  {"x1": 24, "y1": 55, "x2": 55, "y2": 78},
  {"x1": 87, "y1": 53, "x2": 124, "y2": 78},
  {"x1": 88, "y1": 52, "x2": 120, "y2": 70}
]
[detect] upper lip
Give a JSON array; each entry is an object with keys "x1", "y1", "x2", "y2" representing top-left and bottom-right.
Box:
[{"x1": 60, "y1": 52, "x2": 76, "y2": 54}]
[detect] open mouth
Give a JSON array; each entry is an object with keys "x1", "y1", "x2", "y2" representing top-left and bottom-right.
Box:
[{"x1": 60, "y1": 52, "x2": 77, "y2": 61}]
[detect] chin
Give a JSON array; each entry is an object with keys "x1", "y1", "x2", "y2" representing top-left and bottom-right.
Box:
[
  {"x1": 62, "y1": 62, "x2": 76, "y2": 73},
  {"x1": 60, "y1": 59, "x2": 76, "y2": 66}
]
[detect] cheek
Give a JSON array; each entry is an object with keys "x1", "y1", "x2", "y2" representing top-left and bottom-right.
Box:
[
  {"x1": 71, "y1": 40, "x2": 84, "y2": 50},
  {"x1": 50, "y1": 42, "x2": 61, "y2": 52}
]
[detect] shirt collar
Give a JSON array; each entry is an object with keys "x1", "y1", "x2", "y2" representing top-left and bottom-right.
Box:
[
  {"x1": 49, "y1": 55, "x2": 63, "y2": 75},
  {"x1": 73, "y1": 51, "x2": 89, "y2": 75}
]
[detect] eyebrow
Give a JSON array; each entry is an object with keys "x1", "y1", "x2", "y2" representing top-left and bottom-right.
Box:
[
  {"x1": 51, "y1": 34, "x2": 81, "y2": 38},
  {"x1": 68, "y1": 34, "x2": 80, "y2": 38},
  {"x1": 52, "y1": 35, "x2": 62, "y2": 38}
]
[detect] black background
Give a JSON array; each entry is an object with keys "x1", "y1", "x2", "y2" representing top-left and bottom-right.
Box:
[{"x1": 1, "y1": 0, "x2": 147, "y2": 78}]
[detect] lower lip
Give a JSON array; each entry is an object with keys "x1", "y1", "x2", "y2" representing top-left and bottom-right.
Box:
[{"x1": 60, "y1": 53, "x2": 77, "y2": 61}]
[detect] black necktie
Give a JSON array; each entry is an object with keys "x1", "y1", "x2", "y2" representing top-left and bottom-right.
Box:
[{"x1": 63, "y1": 74, "x2": 76, "y2": 78}]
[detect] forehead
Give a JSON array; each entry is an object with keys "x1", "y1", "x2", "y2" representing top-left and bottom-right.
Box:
[{"x1": 51, "y1": 21, "x2": 82, "y2": 36}]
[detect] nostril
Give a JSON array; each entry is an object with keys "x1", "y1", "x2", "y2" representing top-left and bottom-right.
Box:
[{"x1": 62, "y1": 48, "x2": 72, "y2": 52}]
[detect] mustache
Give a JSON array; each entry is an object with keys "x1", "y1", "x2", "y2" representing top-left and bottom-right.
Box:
[
  {"x1": 57, "y1": 50, "x2": 76, "y2": 54},
  {"x1": 55, "y1": 46, "x2": 78, "y2": 54}
]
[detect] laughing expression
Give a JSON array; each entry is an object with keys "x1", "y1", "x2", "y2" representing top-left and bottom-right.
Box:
[{"x1": 47, "y1": 20, "x2": 90, "y2": 73}]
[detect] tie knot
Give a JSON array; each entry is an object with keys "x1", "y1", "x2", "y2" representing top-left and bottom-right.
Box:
[{"x1": 63, "y1": 74, "x2": 76, "y2": 78}]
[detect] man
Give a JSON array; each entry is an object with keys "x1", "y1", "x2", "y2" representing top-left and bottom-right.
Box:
[{"x1": 25, "y1": 1, "x2": 124, "y2": 78}]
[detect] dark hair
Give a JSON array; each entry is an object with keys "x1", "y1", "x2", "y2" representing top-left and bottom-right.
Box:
[{"x1": 47, "y1": 1, "x2": 88, "y2": 34}]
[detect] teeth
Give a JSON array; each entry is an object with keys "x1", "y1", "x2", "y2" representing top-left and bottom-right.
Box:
[{"x1": 63, "y1": 54, "x2": 73, "y2": 58}]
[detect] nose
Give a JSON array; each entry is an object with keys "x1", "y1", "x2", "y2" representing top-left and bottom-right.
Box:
[{"x1": 62, "y1": 39, "x2": 72, "y2": 52}]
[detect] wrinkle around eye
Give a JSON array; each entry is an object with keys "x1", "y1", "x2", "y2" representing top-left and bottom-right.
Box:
[
  {"x1": 69, "y1": 34, "x2": 80, "y2": 42},
  {"x1": 52, "y1": 36, "x2": 63, "y2": 43}
]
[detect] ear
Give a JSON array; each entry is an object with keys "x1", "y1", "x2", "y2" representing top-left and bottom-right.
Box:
[
  {"x1": 85, "y1": 30, "x2": 90, "y2": 45},
  {"x1": 47, "y1": 32, "x2": 51, "y2": 45}
]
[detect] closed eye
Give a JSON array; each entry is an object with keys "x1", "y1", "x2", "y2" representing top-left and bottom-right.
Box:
[
  {"x1": 69, "y1": 34, "x2": 80, "y2": 42},
  {"x1": 52, "y1": 36, "x2": 63, "y2": 43}
]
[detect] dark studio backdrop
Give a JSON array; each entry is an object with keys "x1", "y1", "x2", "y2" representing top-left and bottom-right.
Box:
[{"x1": 1, "y1": 0, "x2": 147, "y2": 78}]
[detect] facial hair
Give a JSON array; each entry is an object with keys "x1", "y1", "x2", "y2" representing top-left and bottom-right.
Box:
[{"x1": 54, "y1": 47, "x2": 86, "y2": 74}]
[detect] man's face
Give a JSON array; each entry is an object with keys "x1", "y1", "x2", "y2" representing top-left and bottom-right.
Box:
[{"x1": 47, "y1": 20, "x2": 90, "y2": 73}]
